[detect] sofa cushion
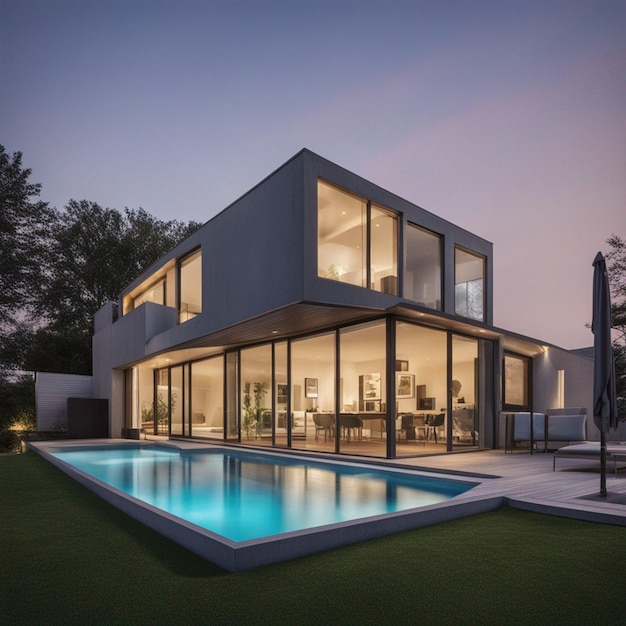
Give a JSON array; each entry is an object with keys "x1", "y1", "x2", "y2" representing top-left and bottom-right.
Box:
[
  {"x1": 547, "y1": 414, "x2": 586, "y2": 441},
  {"x1": 511, "y1": 413, "x2": 546, "y2": 441}
]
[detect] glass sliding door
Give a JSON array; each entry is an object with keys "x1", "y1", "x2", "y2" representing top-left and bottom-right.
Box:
[
  {"x1": 170, "y1": 365, "x2": 184, "y2": 436},
  {"x1": 290, "y1": 332, "x2": 336, "y2": 453},
  {"x1": 191, "y1": 355, "x2": 224, "y2": 439},
  {"x1": 274, "y1": 342, "x2": 288, "y2": 448},
  {"x1": 451, "y1": 335, "x2": 479, "y2": 449},
  {"x1": 240, "y1": 344, "x2": 273, "y2": 445},
  {"x1": 339, "y1": 320, "x2": 387, "y2": 457},
  {"x1": 155, "y1": 368, "x2": 169, "y2": 435},
  {"x1": 137, "y1": 365, "x2": 155, "y2": 435},
  {"x1": 225, "y1": 352, "x2": 238, "y2": 440},
  {"x1": 395, "y1": 321, "x2": 447, "y2": 454}
]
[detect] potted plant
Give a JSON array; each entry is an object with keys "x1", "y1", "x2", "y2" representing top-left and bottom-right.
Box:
[
  {"x1": 254, "y1": 381, "x2": 269, "y2": 436},
  {"x1": 242, "y1": 382, "x2": 257, "y2": 438}
]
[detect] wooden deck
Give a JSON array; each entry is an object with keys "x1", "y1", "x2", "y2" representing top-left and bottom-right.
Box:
[{"x1": 391, "y1": 449, "x2": 626, "y2": 525}]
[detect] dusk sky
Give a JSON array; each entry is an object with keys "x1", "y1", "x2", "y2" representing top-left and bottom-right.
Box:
[{"x1": 1, "y1": 0, "x2": 624, "y2": 350}]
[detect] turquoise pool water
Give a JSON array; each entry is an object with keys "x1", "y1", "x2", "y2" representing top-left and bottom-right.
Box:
[{"x1": 50, "y1": 446, "x2": 474, "y2": 542}]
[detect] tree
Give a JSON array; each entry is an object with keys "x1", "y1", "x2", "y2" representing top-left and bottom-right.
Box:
[
  {"x1": 0, "y1": 146, "x2": 54, "y2": 370},
  {"x1": 31, "y1": 200, "x2": 201, "y2": 374},
  {"x1": 0, "y1": 146, "x2": 201, "y2": 435},
  {"x1": 605, "y1": 234, "x2": 626, "y2": 419}
]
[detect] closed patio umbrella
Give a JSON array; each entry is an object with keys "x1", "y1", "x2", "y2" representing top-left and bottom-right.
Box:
[{"x1": 592, "y1": 252, "x2": 618, "y2": 497}]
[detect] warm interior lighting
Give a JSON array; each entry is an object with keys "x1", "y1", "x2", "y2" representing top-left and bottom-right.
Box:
[{"x1": 557, "y1": 369, "x2": 565, "y2": 408}]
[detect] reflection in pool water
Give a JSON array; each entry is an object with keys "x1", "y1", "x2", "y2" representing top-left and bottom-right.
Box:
[{"x1": 51, "y1": 446, "x2": 474, "y2": 542}]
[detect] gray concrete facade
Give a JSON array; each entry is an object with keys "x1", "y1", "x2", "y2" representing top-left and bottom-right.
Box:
[{"x1": 92, "y1": 149, "x2": 593, "y2": 450}]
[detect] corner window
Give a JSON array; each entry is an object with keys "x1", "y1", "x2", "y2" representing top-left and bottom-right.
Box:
[
  {"x1": 179, "y1": 249, "x2": 201, "y2": 323},
  {"x1": 317, "y1": 180, "x2": 398, "y2": 295},
  {"x1": 455, "y1": 247, "x2": 485, "y2": 321},
  {"x1": 405, "y1": 224, "x2": 442, "y2": 309}
]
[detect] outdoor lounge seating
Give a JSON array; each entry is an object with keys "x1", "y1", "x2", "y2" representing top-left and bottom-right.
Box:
[
  {"x1": 553, "y1": 442, "x2": 626, "y2": 474},
  {"x1": 504, "y1": 408, "x2": 587, "y2": 452}
]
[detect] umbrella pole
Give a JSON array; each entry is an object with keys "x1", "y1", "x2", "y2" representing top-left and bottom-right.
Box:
[{"x1": 600, "y1": 429, "x2": 607, "y2": 497}]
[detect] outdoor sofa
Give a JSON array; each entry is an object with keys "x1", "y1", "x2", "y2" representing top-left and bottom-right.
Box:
[
  {"x1": 504, "y1": 408, "x2": 587, "y2": 452},
  {"x1": 553, "y1": 441, "x2": 626, "y2": 474}
]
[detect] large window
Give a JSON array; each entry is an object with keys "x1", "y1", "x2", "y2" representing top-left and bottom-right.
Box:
[
  {"x1": 123, "y1": 248, "x2": 200, "y2": 322},
  {"x1": 405, "y1": 224, "x2": 442, "y2": 309},
  {"x1": 290, "y1": 332, "x2": 336, "y2": 453},
  {"x1": 339, "y1": 321, "x2": 387, "y2": 457},
  {"x1": 395, "y1": 322, "x2": 447, "y2": 454},
  {"x1": 451, "y1": 335, "x2": 479, "y2": 448},
  {"x1": 240, "y1": 344, "x2": 273, "y2": 444},
  {"x1": 318, "y1": 180, "x2": 366, "y2": 287},
  {"x1": 455, "y1": 247, "x2": 485, "y2": 321},
  {"x1": 503, "y1": 353, "x2": 530, "y2": 410},
  {"x1": 191, "y1": 356, "x2": 224, "y2": 439},
  {"x1": 133, "y1": 278, "x2": 165, "y2": 309},
  {"x1": 170, "y1": 365, "x2": 185, "y2": 436},
  {"x1": 274, "y1": 342, "x2": 288, "y2": 448},
  {"x1": 124, "y1": 263, "x2": 176, "y2": 315},
  {"x1": 370, "y1": 205, "x2": 398, "y2": 295},
  {"x1": 318, "y1": 180, "x2": 398, "y2": 295},
  {"x1": 179, "y1": 249, "x2": 202, "y2": 323}
]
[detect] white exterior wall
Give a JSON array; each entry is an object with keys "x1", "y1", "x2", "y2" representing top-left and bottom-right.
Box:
[
  {"x1": 533, "y1": 347, "x2": 594, "y2": 438},
  {"x1": 35, "y1": 372, "x2": 93, "y2": 431}
]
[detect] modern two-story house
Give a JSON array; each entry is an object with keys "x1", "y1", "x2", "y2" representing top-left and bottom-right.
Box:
[{"x1": 92, "y1": 149, "x2": 593, "y2": 458}]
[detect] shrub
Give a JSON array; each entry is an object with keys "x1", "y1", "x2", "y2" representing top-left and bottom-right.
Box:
[{"x1": 0, "y1": 430, "x2": 22, "y2": 453}]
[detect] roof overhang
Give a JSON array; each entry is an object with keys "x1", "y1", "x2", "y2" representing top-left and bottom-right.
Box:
[{"x1": 132, "y1": 301, "x2": 557, "y2": 369}]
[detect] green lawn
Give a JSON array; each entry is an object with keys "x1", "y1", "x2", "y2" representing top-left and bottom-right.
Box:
[{"x1": 2, "y1": 451, "x2": 625, "y2": 625}]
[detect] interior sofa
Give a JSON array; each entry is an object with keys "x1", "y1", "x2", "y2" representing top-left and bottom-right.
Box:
[{"x1": 504, "y1": 408, "x2": 587, "y2": 452}]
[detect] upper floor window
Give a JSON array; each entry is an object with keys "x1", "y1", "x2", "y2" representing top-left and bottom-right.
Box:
[
  {"x1": 318, "y1": 180, "x2": 366, "y2": 287},
  {"x1": 179, "y1": 249, "x2": 202, "y2": 323},
  {"x1": 370, "y1": 204, "x2": 398, "y2": 295},
  {"x1": 455, "y1": 247, "x2": 485, "y2": 321},
  {"x1": 404, "y1": 224, "x2": 442, "y2": 310},
  {"x1": 123, "y1": 261, "x2": 176, "y2": 316},
  {"x1": 317, "y1": 180, "x2": 397, "y2": 295},
  {"x1": 133, "y1": 278, "x2": 165, "y2": 309}
]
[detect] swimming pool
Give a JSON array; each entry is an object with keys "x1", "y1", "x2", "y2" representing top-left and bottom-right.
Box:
[
  {"x1": 49, "y1": 445, "x2": 473, "y2": 541},
  {"x1": 34, "y1": 442, "x2": 494, "y2": 571}
]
